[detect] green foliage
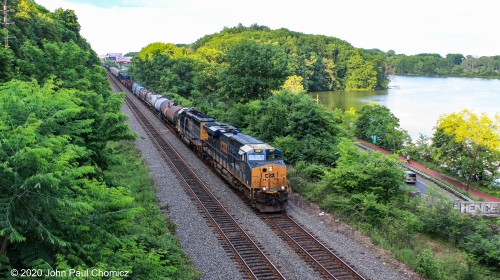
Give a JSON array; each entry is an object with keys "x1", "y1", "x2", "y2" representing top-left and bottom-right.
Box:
[
  {"x1": 221, "y1": 90, "x2": 342, "y2": 165},
  {"x1": 0, "y1": 47, "x2": 15, "y2": 83},
  {"x1": 0, "y1": 80, "x2": 197, "y2": 279},
  {"x1": 416, "y1": 249, "x2": 442, "y2": 280},
  {"x1": 418, "y1": 203, "x2": 500, "y2": 270},
  {"x1": 217, "y1": 39, "x2": 289, "y2": 103},
  {"x1": 355, "y1": 103, "x2": 411, "y2": 152},
  {"x1": 331, "y1": 107, "x2": 358, "y2": 138},
  {"x1": 281, "y1": 75, "x2": 306, "y2": 94},
  {"x1": 16, "y1": 39, "x2": 107, "y2": 93},
  {"x1": 432, "y1": 110, "x2": 500, "y2": 187},
  {"x1": 295, "y1": 161, "x2": 327, "y2": 181},
  {"x1": 2, "y1": 0, "x2": 100, "y2": 89},
  {"x1": 131, "y1": 24, "x2": 389, "y2": 98},
  {"x1": 352, "y1": 193, "x2": 389, "y2": 224},
  {"x1": 403, "y1": 133, "x2": 433, "y2": 163},
  {"x1": 128, "y1": 43, "x2": 198, "y2": 99},
  {"x1": 0, "y1": 80, "x2": 118, "y2": 262},
  {"x1": 53, "y1": 8, "x2": 81, "y2": 34},
  {"x1": 345, "y1": 50, "x2": 378, "y2": 90},
  {"x1": 325, "y1": 139, "x2": 404, "y2": 202},
  {"x1": 388, "y1": 52, "x2": 500, "y2": 78},
  {"x1": 0, "y1": 1, "x2": 198, "y2": 278}
]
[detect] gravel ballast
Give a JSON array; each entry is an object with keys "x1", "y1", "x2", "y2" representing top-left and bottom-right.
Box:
[{"x1": 121, "y1": 90, "x2": 418, "y2": 280}]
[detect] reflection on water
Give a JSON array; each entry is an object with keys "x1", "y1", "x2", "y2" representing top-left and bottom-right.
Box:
[{"x1": 312, "y1": 76, "x2": 500, "y2": 140}]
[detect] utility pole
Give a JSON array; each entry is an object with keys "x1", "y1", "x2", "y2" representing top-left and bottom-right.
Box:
[{"x1": 3, "y1": 0, "x2": 14, "y2": 48}]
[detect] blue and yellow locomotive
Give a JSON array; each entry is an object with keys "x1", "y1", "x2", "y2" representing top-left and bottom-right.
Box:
[{"x1": 203, "y1": 123, "x2": 289, "y2": 212}]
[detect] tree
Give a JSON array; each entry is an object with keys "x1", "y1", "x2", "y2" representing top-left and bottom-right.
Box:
[
  {"x1": 0, "y1": 80, "x2": 128, "y2": 266},
  {"x1": 355, "y1": 103, "x2": 410, "y2": 152},
  {"x1": 325, "y1": 139, "x2": 404, "y2": 202},
  {"x1": 345, "y1": 51, "x2": 378, "y2": 90},
  {"x1": 432, "y1": 109, "x2": 500, "y2": 188},
  {"x1": 54, "y1": 8, "x2": 81, "y2": 34},
  {"x1": 217, "y1": 39, "x2": 289, "y2": 103},
  {"x1": 0, "y1": 47, "x2": 15, "y2": 82},
  {"x1": 281, "y1": 75, "x2": 305, "y2": 94}
]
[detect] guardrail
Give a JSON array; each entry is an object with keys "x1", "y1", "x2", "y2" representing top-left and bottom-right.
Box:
[{"x1": 355, "y1": 142, "x2": 474, "y2": 202}]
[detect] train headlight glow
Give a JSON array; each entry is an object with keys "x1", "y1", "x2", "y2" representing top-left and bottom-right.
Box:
[
  {"x1": 281, "y1": 186, "x2": 286, "y2": 191},
  {"x1": 262, "y1": 186, "x2": 267, "y2": 191},
  {"x1": 269, "y1": 166, "x2": 273, "y2": 172}
]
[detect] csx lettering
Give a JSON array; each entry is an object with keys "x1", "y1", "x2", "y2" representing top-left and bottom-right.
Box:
[{"x1": 265, "y1": 173, "x2": 275, "y2": 178}]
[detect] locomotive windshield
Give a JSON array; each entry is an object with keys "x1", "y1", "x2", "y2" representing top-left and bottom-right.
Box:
[
  {"x1": 267, "y1": 154, "x2": 281, "y2": 161},
  {"x1": 248, "y1": 154, "x2": 265, "y2": 161}
]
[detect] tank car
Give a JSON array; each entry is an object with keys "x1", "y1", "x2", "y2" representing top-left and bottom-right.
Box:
[
  {"x1": 154, "y1": 97, "x2": 169, "y2": 113},
  {"x1": 109, "y1": 67, "x2": 120, "y2": 77}
]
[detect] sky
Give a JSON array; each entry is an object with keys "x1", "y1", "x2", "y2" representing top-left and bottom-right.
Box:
[{"x1": 35, "y1": 0, "x2": 500, "y2": 57}]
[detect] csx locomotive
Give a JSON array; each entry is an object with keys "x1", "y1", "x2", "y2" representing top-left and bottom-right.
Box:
[{"x1": 108, "y1": 66, "x2": 289, "y2": 212}]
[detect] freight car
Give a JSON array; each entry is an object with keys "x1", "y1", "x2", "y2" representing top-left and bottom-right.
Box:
[{"x1": 108, "y1": 69, "x2": 289, "y2": 212}]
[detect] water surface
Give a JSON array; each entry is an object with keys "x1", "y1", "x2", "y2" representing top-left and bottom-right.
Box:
[{"x1": 313, "y1": 76, "x2": 500, "y2": 140}]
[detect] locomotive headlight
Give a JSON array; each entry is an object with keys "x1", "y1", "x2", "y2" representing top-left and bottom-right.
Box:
[
  {"x1": 262, "y1": 186, "x2": 267, "y2": 191},
  {"x1": 269, "y1": 166, "x2": 273, "y2": 172},
  {"x1": 281, "y1": 185, "x2": 286, "y2": 191}
]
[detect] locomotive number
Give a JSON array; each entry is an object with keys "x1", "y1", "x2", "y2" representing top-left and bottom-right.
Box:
[{"x1": 265, "y1": 173, "x2": 275, "y2": 178}]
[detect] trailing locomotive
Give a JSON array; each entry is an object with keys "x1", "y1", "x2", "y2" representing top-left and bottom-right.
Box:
[{"x1": 109, "y1": 68, "x2": 289, "y2": 212}]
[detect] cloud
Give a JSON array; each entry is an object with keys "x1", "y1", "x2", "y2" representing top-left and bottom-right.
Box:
[
  {"x1": 35, "y1": 0, "x2": 500, "y2": 56},
  {"x1": 63, "y1": 0, "x2": 142, "y2": 8}
]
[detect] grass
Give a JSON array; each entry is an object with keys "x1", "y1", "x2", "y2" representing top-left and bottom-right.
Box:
[{"x1": 104, "y1": 140, "x2": 200, "y2": 279}]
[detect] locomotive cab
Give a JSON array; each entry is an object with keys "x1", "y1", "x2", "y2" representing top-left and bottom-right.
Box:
[
  {"x1": 240, "y1": 145, "x2": 289, "y2": 212},
  {"x1": 203, "y1": 122, "x2": 289, "y2": 212}
]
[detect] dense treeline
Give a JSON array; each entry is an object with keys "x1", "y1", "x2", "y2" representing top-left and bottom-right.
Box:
[
  {"x1": 385, "y1": 51, "x2": 500, "y2": 78},
  {"x1": 129, "y1": 23, "x2": 390, "y2": 98},
  {"x1": 0, "y1": 1, "x2": 197, "y2": 278}
]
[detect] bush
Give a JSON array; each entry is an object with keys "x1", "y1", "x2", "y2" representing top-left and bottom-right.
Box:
[{"x1": 416, "y1": 249, "x2": 442, "y2": 280}]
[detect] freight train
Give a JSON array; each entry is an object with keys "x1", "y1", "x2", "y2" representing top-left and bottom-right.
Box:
[{"x1": 107, "y1": 66, "x2": 289, "y2": 212}]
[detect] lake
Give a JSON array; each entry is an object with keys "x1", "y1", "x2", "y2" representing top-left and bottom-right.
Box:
[{"x1": 313, "y1": 76, "x2": 500, "y2": 140}]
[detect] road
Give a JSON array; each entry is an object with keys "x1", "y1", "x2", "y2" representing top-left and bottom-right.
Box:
[
  {"x1": 404, "y1": 173, "x2": 463, "y2": 201},
  {"x1": 407, "y1": 179, "x2": 427, "y2": 193}
]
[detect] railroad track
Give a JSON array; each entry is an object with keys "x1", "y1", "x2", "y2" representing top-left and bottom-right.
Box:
[
  {"x1": 109, "y1": 75, "x2": 285, "y2": 280},
  {"x1": 261, "y1": 213, "x2": 365, "y2": 280},
  {"x1": 110, "y1": 75, "x2": 366, "y2": 279}
]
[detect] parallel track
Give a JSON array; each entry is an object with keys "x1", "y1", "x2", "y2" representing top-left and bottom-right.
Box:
[
  {"x1": 261, "y1": 213, "x2": 365, "y2": 280},
  {"x1": 109, "y1": 75, "x2": 285, "y2": 280}
]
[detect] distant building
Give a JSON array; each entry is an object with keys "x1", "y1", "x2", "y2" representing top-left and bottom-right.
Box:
[
  {"x1": 104, "y1": 53, "x2": 132, "y2": 68},
  {"x1": 105, "y1": 53, "x2": 123, "y2": 61}
]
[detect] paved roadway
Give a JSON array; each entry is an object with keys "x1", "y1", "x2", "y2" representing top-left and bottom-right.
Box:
[
  {"x1": 355, "y1": 138, "x2": 500, "y2": 202},
  {"x1": 404, "y1": 175, "x2": 462, "y2": 201}
]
